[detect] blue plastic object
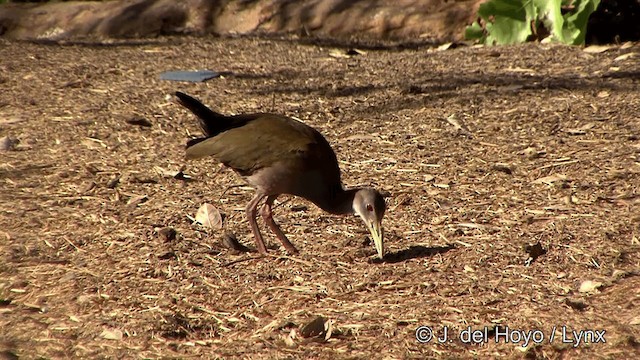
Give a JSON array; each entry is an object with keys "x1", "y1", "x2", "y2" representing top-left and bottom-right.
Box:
[{"x1": 159, "y1": 70, "x2": 220, "y2": 82}]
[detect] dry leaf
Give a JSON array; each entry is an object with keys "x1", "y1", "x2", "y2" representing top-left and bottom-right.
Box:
[
  {"x1": 578, "y1": 280, "x2": 603, "y2": 293},
  {"x1": 300, "y1": 316, "x2": 327, "y2": 338},
  {"x1": 195, "y1": 203, "x2": 223, "y2": 229},
  {"x1": 630, "y1": 315, "x2": 640, "y2": 325},
  {"x1": 583, "y1": 45, "x2": 612, "y2": 53},
  {"x1": 614, "y1": 52, "x2": 636, "y2": 61}
]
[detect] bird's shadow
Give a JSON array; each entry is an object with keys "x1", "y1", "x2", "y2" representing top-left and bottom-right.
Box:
[{"x1": 370, "y1": 244, "x2": 455, "y2": 264}]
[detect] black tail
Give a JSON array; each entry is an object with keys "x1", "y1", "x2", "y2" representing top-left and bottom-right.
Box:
[{"x1": 175, "y1": 91, "x2": 228, "y2": 137}]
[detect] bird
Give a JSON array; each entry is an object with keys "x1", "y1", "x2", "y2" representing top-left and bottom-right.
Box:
[{"x1": 175, "y1": 91, "x2": 386, "y2": 258}]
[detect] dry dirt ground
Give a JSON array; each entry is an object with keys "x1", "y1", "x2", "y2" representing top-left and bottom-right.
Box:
[{"x1": 1, "y1": 36, "x2": 639, "y2": 359}]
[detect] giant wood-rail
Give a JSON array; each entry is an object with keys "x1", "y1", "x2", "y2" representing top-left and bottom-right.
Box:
[{"x1": 175, "y1": 92, "x2": 386, "y2": 258}]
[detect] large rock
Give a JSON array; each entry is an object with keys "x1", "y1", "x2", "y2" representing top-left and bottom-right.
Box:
[{"x1": 0, "y1": 0, "x2": 482, "y2": 41}]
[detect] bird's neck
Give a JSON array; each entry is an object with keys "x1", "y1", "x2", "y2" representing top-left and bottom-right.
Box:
[{"x1": 315, "y1": 187, "x2": 357, "y2": 215}]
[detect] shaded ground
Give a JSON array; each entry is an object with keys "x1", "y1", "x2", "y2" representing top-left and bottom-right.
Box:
[
  {"x1": 1, "y1": 36, "x2": 640, "y2": 358},
  {"x1": 0, "y1": 0, "x2": 480, "y2": 42}
]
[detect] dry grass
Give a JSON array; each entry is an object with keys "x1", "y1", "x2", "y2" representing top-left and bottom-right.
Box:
[{"x1": 1, "y1": 36, "x2": 639, "y2": 359}]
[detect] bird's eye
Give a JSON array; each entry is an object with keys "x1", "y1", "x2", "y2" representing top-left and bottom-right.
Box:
[{"x1": 366, "y1": 204, "x2": 373, "y2": 212}]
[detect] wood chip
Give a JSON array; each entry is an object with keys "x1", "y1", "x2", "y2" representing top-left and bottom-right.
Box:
[
  {"x1": 126, "y1": 194, "x2": 148, "y2": 207},
  {"x1": 532, "y1": 174, "x2": 567, "y2": 185},
  {"x1": 100, "y1": 328, "x2": 123, "y2": 340}
]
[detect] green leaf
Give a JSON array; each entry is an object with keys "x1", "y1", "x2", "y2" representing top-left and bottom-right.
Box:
[
  {"x1": 564, "y1": 0, "x2": 601, "y2": 45},
  {"x1": 465, "y1": 22, "x2": 485, "y2": 41},
  {"x1": 465, "y1": 0, "x2": 601, "y2": 45},
  {"x1": 533, "y1": 0, "x2": 565, "y2": 42},
  {"x1": 472, "y1": 0, "x2": 536, "y2": 44}
]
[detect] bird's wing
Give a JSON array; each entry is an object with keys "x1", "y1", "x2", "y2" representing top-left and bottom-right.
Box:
[{"x1": 186, "y1": 114, "x2": 336, "y2": 177}]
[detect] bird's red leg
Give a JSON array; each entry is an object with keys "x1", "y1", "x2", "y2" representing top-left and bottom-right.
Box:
[
  {"x1": 246, "y1": 192, "x2": 268, "y2": 254},
  {"x1": 261, "y1": 195, "x2": 299, "y2": 254}
]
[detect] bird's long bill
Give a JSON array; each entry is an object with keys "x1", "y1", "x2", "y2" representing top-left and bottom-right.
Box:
[{"x1": 369, "y1": 220, "x2": 384, "y2": 259}]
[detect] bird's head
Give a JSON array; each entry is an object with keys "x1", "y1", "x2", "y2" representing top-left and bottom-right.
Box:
[{"x1": 353, "y1": 188, "x2": 386, "y2": 259}]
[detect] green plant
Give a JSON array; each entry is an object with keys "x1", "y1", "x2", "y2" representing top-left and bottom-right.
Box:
[{"x1": 465, "y1": 0, "x2": 601, "y2": 45}]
